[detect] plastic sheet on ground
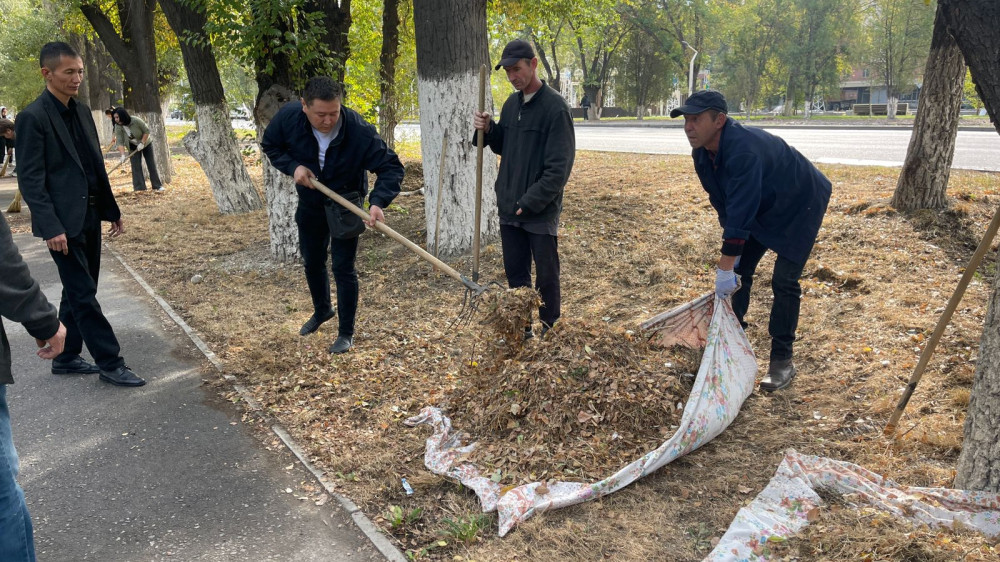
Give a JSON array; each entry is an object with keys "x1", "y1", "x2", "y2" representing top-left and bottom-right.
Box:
[
  {"x1": 405, "y1": 294, "x2": 758, "y2": 536},
  {"x1": 706, "y1": 449, "x2": 1000, "y2": 561}
]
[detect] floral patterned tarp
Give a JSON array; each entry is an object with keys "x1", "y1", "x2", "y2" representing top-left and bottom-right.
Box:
[
  {"x1": 706, "y1": 449, "x2": 1000, "y2": 561},
  {"x1": 406, "y1": 294, "x2": 759, "y2": 535}
]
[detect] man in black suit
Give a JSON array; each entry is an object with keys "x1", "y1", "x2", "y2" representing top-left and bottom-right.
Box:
[{"x1": 14, "y1": 41, "x2": 145, "y2": 387}]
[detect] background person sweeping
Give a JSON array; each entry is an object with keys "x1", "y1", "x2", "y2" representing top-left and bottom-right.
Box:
[
  {"x1": 112, "y1": 107, "x2": 163, "y2": 191},
  {"x1": 670, "y1": 89, "x2": 831, "y2": 392}
]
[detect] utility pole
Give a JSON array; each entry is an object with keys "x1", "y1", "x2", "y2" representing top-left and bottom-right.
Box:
[{"x1": 682, "y1": 41, "x2": 699, "y2": 97}]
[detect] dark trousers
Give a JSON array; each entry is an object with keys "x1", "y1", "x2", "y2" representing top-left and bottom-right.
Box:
[
  {"x1": 732, "y1": 236, "x2": 805, "y2": 361},
  {"x1": 499, "y1": 225, "x2": 561, "y2": 327},
  {"x1": 49, "y1": 207, "x2": 124, "y2": 371},
  {"x1": 296, "y1": 202, "x2": 360, "y2": 337},
  {"x1": 129, "y1": 143, "x2": 162, "y2": 191}
]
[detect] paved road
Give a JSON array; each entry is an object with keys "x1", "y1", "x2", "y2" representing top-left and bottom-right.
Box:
[
  {"x1": 397, "y1": 122, "x2": 1000, "y2": 172},
  {"x1": 1, "y1": 180, "x2": 389, "y2": 561}
]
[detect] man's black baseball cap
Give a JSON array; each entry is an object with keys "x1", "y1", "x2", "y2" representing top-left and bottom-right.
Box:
[
  {"x1": 495, "y1": 39, "x2": 536, "y2": 70},
  {"x1": 670, "y1": 89, "x2": 728, "y2": 118}
]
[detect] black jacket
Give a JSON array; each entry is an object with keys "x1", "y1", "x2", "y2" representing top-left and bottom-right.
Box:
[
  {"x1": 1, "y1": 213, "x2": 60, "y2": 385},
  {"x1": 693, "y1": 118, "x2": 831, "y2": 265},
  {"x1": 261, "y1": 102, "x2": 404, "y2": 209},
  {"x1": 481, "y1": 82, "x2": 575, "y2": 224},
  {"x1": 15, "y1": 90, "x2": 121, "y2": 240}
]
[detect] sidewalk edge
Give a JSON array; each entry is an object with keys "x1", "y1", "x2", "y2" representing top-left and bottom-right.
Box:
[{"x1": 105, "y1": 245, "x2": 407, "y2": 562}]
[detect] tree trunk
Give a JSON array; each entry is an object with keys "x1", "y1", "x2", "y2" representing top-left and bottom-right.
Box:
[
  {"x1": 886, "y1": 95, "x2": 899, "y2": 120},
  {"x1": 413, "y1": 0, "x2": 498, "y2": 258},
  {"x1": 183, "y1": 105, "x2": 262, "y2": 214},
  {"x1": 256, "y1": 85, "x2": 299, "y2": 263},
  {"x1": 956, "y1": 273, "x2": 1000, "y2": 490},
  {"x1": 892, "y1": 4, "x2": 965, "y2": 211},
  {"x1": 302, "y1": 0, "x2": 352, "y2": 82},
  {"x1": 81, "y1": 0, "x2": 172, "y2": 183},
  {"x1": 940, "y1": 0, "x2": 1000, "y2": 491},
  {"x1": 583, "y1": 84, "x2": 602, "y2": 121},
  {"x1": 250, "y1": 3, "x2": 298, "y2": 262},
  {"x1": 159, "y1": 0, "x2": 263, "y2": 214},
  {"x1": 263, "y1": 155, "x2": 300, "y2": 262},
  {"x1": 84, "y1": 37, "x2": 120, "y2": 146},
  {"x1": 378, "y1": 0, "x2": 401, "y2": 149}
]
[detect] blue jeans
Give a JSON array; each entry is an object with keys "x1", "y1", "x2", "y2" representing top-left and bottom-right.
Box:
[{"x1": 0, "y1": 385, "x2": 35, "y2": 561}]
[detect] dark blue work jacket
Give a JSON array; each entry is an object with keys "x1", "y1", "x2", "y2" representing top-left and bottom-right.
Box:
[
  {"x1": 261, "y1": 102, "x2": 403, "y2": 209},
  {"x1": 693, "y1": 118, "x2": 831, "y2": 265}
]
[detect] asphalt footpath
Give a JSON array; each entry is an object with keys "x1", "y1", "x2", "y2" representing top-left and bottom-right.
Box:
[{"x1": 1, "y1": 179, "x2": 398, "y2": 561}]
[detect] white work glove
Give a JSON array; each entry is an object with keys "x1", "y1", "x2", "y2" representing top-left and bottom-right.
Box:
[
  {"x1": 119, "y1": 154, "x2": 128, "y2": 164},
  {"x1": 715, "y1": 267, "x2": 739, "y2": 300},
  {"x1": 135, "y1": 142, "x2": 144, "y2": 151}
]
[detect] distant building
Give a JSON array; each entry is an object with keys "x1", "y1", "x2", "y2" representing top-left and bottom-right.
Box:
[{"x1": 827, "y1": 67, "x2": 921, "y2": 111}]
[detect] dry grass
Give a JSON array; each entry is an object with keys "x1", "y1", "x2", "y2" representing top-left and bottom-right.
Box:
[{"x1": 8, "y1": 138, "x2": 998, "y2": 560}]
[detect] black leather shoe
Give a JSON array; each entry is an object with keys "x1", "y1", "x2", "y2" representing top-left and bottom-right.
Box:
[
  {"x1": 328, "y1": 336, "x2": 353, "y2": 354},
  {"x1": 760, "y1": 358, "x2": 796, "y2": 392},
  {"x1": 300, "y1": 310, "x2": 336, "y2": 336},
  {"x1": 51, "y1": 356, "x2": 100, "y2": 375},
  {"x1": 99, "y1": 365, "x2": 146, "y2": 387}
]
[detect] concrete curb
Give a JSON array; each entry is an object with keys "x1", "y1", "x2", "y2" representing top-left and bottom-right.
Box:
[{"x1": 105, "y1": 245, "x2": 408, "y2": 562}]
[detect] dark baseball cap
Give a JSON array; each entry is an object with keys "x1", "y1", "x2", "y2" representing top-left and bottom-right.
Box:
[
  {"x1": 494, "y1": 39, "x2": 536, "y2": 70},
  {"x1": 670, "y1": 89, "x2": 728, "y2": 118}
]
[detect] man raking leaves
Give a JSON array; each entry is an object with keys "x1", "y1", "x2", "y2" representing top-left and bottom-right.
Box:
[{"x1": 262, "y1": 76, "x2": 405, "y2": 354}]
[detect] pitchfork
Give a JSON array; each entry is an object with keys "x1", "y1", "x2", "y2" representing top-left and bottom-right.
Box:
[{"x1": 309, "y1": 178, "x2": 494, "y2": 320}]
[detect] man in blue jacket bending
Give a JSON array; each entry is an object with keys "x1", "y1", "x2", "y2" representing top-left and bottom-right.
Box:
[
  {"x1": 262, "y1": 77, "x2": 404, "y2": 354},
  {"x1": 671, "y1": 90, "x2": 831, "y2": 392}
]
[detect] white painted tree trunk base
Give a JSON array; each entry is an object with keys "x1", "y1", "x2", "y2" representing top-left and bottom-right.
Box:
[
  {"x1": 418, "y1": 73, "x2": 499, "y2": 259},
  {"x1": 183, "y1": 103, "x2": 263, "y2": 214},
  {"x1": 262, "y1": 157, "x2": 300, "y2": 263}
]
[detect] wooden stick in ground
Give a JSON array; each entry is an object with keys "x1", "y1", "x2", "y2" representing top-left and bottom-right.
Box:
[
  {"x1": 433, "y1": 131, "x2": 448, "y2": 258},
  {"x1": 884, "y1": 202, "x2": 1000, "y2": 436},
  {"x1": 308, "y1": 177, "x2": 485, "y2": 295},
  {"x1": 473, "y1": 63, "x2": 487, "y2": 283},
  {"x1": 107, "y1": 148, "x2": 140, "y2": 175}
]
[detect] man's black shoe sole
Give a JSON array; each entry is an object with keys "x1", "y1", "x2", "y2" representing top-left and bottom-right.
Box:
[{"x1": 51, "y1": 366, "x2": 100, "y2": 375}]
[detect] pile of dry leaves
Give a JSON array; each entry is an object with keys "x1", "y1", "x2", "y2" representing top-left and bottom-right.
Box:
[{"x1": 447, "y1": 291, "x2": 701, "y2": 482}]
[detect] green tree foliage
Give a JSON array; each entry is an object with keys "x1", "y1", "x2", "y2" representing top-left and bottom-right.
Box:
[
  {"x1": 715, "y1": 0, "x2": 794, "y2": 115},
  {"x1": 619, "y1": 0, "x2": 720, "y2": 94},
  {"x1": 615, "y1": 25, "x2": 672, "y2": 117},
  {"x1": 199, "y1": 0, "x2": 338, "y2": 95},
  {"x1": 345, "y1": 0, "x2": 416, "y2": 123},
  {"x1": 778, "y1": 0, "x2": 863, "y2": 115},
  {"x1": 865, "y1": 0, "x2": 935, "y2": 103},
  {"x1": 962, "y1": 68, "x2": 982, "y2": 111},
  {"x1": 0, "y1": 0, "x2": 63, "y2": 110}
]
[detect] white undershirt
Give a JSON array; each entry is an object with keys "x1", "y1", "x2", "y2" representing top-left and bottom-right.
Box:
[{"x1": 312, "y1": 118, "x2": 343, "y2": 170}]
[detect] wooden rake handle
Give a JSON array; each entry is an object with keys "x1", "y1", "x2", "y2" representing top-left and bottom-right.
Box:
[
  {"x1": 309, "y1": 178, "x2": 485, "y2": 295},
  {"x1": 884, "y1": 202, "x2": 1000, "y2": 436},
  {"x1": 107, "y1": 147, "x2": 141, "y2": 174}
]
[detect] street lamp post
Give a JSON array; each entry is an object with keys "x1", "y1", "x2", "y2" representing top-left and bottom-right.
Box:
[{"x1": 681, "y1": 41, "x2": 698, "y2": 97}]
